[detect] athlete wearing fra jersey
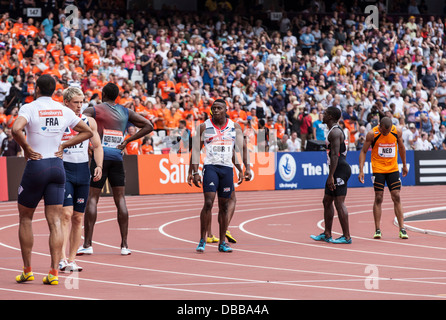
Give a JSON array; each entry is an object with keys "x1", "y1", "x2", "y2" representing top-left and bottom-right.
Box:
[
  {"x1": 59, "y1": 87, "x2": 103, "y2": 272},
  {"x1": 12, "y1": 75, "x2": 93, "y2": 285},
  {"x1": 189, "y1": 99, "x2": 251, "y2": 253},
  {"x1": 358, "y1": 117, "x2": 409, "y2": 239},
  {"x1": 311, "y1": 107, "x2": 352, "y2": 244}
]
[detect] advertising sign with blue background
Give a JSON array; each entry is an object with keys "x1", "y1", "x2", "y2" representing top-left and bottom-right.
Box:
[{"x1": 275, "y1": 151, "x2": 415, "y2": 190}]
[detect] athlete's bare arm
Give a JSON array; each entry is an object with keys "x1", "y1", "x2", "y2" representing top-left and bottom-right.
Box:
[
  {"x1": 118, "y1": 109, "x2": 153, "y2": 150},
  {"x1": 189, "y1": 122, "x2": 206, "y2": 188},
  {"x1": 358, "y1": 130, "x2": 375, "y2": 183},
  {"x1": 12, "y1": 116, "x2": 42, "y2": 160},
  {"x1": 396, "y1": 126, "x2": 408, "y2": 177},
  {"x1": 234, "y1": 122, "x2": 252, "y2": 182},
  {"x1": 87, "y1": 117, "x2": 104, "y2": 182}
]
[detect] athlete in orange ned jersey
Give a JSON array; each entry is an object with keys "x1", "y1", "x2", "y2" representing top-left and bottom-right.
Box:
[{"x1": 358, "y1": 117, "x2": 409, "y2": 240}]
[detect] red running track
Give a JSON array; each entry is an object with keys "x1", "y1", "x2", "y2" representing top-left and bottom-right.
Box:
[{"x1": 0, "y1": 185, "x2": 446, "y2": 301}]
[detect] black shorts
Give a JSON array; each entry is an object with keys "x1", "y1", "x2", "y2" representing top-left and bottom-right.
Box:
[
  {"x1": 90, "y1": 159, "x2": 125, "y2": 189},
  {"x1": 372, "y1": 171, "x2": 401, "y2": 192},
  {"x1": 63, "y1": 162, "x2": 91, "y2": 213},
  {"x1": 325, "y1": 159, "x2": 351, "y2": 197},
  {"x1": 202, "y1": 165, "x2": 234, "y2": 199},
  {"x1": 18, "y1": 158, "x2": 66, "y2": 208}
]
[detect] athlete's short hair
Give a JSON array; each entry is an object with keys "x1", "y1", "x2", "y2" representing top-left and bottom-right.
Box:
[
  {"x1": 213, "y1": 98, "x2": 227, "y2": 106},
  {"x1": 326, "y1": 106, "x2": 342, "y2": 121},
  {"x1": 102, "y1": 83, "x2": 120, "y2": 101},
  {"x1": 63, "y1": 87, "x2": 84, "y2": 102},
  {"x1": 36, "y1": 74, "x2": 56, "y2": 97},
  {"x1": 380, "y1": 116, "x2": 392, "y2": 129}
]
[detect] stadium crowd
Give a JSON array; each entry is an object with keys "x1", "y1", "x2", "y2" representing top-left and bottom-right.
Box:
[{"x1": 2, "y1": 0, "x2": 446, "y2": 157}]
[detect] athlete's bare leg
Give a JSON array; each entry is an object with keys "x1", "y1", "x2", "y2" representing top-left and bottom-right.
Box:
[
  {"x1": 44, "y1": 204, "x2": 64, "y2": 270},
  {"x1": 111, "y1": 186, "x2": 129, "y2": 249},
  {"x1": 217, "y1": 197, "x2": 231, "y2": 245},
  {"x1": 68, "y1": 211, "x2": 83, "y2": 261},
  {"x1": 201, "y1": 192, "x2": 216, "y2": 240},
  {"x1": 17, "y1": 204, "x2": 35, "y2": 269},
  {"x1": 83, "y1": 187, "x2": 101, "y2": 248},
  {"x1": 390, "y1": 189, "x2": 404, "y2": 229},
  {"x1": 334, "y1": 195, "x2": 350, "y2": 240},
  {"x1": 373, "y1": 191, "x2": 384, "y2": 231},
  {"x1": 322, "y1": 194, "x2": 334, "y2": 238}
]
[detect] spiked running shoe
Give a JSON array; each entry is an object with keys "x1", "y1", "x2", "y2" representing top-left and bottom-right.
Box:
[
  {"x1": 121, "y1": 247, "x2": 132, "y2": 255},
  {"x1": 196, "y1": 239, "x2": 206, "y2": 253},
  {"x1": 218, "y1": 241, "x2": 233, "y2": 253},
  {"x1": 225, "y1": 230, "x2": 237, "y2": 243},
  {"x1": 399, "y1": 228, "x2": 409, "y2": 239},
  {"x1": 66, "y1": 261, "x2": 83, "y2": 272},
  {"x1": 373, "y1": 229, "x2": 382, "y2": 239},
  {"x1": 59, "y1": 259, "x2": 68, "y2": 271},
  {"x1": 310, "y1": 233, "x2": 332, "y2": 242},
  {"x1": 329, "y1": 235, "x2": 352, "y2": 244},
  {"x1": 76, "y1": 245, "x2": 93, "y2": 256},
  {"x1": 206, "y1": 235, "x2": 219, "y2": 243},
  {"x1": 43, "y1": 273, "x2": 58, "y2": 285},
  {"x1": 16, "y1": 270, "x2": 34, "y2": 283}
]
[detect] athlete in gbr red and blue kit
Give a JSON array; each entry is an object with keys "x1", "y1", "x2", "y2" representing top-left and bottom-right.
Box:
[{"x1": 59, "y1": 86, "x2": 104, "y2": 273}]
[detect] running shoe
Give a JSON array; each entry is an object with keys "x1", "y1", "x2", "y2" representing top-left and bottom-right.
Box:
[
  {"x1": 399, "y1": 228, "x2": 409, "y2": 239},
  {"x1": 373, "y1": 229, "x2": 382, "y2": 239},
  {"x1": 225, "y1": 230, "x2": 237, "y2": 243},
  {"x1": 76, "y1": 245, "x2": 93, "y2": 256},
  {"x1": 66, "y1": 261, "x2": 83, "y2": 272},
  {"x1": 16, "y1": 270, "x2": 34, "y2": 283},
  {"x1": 196, "y1": 239, "x2": 206, "y2": 253},
  {"x1": 218, "y1": 241, "x2": 233, "y2": 253},
  {"x1": 329, "y1": 235, "x2": 352, "y2": 244},
  {"x1": 43, "y1": 273, "x2": 58, "y2": 285},
  {"x1": 121, "y1": 247, "x2": 132, "y2": 255},
  {"x1": 59, "y1": 259, "x2": 68, "y2": 271},
  {"x1": 206, "y1": 235, "x2": 219, "y2": 243},
  {"x1": 310, "y1": 233, "x2": 332, "y2": 242}
]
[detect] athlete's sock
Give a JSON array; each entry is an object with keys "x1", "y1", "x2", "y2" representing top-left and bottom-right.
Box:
[
  {"x1": 49, "y1": 268, "x2": 58, "y2": 277},
  {"x1": 24, "y1": 266, "x2": 32, "y2": 274}
]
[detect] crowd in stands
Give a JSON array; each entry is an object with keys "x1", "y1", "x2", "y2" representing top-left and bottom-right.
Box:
[{"x1": 2, "y1": 0, "x2": 446, "y2": 157}]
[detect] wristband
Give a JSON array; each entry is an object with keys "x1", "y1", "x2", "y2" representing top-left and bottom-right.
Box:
[{"x1": 192, "y1": 172, "x2": 200, "y2": 175}]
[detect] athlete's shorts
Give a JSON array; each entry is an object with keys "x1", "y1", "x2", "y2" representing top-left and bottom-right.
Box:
[
  {"x1": 372, "y1": 171, "x2": 401, "y2": 192},
  {"x1": 18, "y1": 158, "x2": 66, "y2": 208},
  {"x1": 325, "y1": 159, "x2": 351, "y2": 197},
  {"x1": 63, "y1": 162, "x2": 91, "y2": 213},
  {"x1": 89, "y1": 159, "x2": 125, "y2": 189},
  {"x1": 202, "y1": 165, "x2": 234, "y2": 199}
]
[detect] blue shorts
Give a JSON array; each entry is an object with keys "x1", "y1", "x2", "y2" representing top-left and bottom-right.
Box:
[
  {"x1": 63, "y1": 162, "x2": 91, "y2": 213},
  {"x1": 18, "y1": 158, "x2": 66, "y2": 208},
  {"x1": 202, "y1": 165, "x2": 234, "y2": 199}
]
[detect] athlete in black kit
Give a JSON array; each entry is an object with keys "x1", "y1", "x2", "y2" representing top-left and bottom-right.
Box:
[{"x1": 310, "y1": 107, "x2": 352, "y2": 244}]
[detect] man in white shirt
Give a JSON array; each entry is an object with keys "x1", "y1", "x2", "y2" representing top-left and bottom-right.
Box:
[
  {"x1": 12, "y1": 75, "x2": 93, "y2": 286},
  {"x1": 286, "y1": 131, "x2": 301, "y2": 152},
  {"x1": 414, "y1": 131, "x2": 432, "y2": 150},
  {"x1": 402, "y1": 123, "x2": 418, "y2": 150}
]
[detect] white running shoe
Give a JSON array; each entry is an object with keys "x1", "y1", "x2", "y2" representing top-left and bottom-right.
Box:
[
  {"x1": 76, "y1": 246, "x2": 93, "y2": 256},
  {"x1": 121, "y1": 247, "x2": 131, "y2": 255},
  {"x1": 59, "y1": 259, "x2": 68, "y2": 271},
  {"x1": 66, "y1": 261, "x2": 83, "y2": 272}
]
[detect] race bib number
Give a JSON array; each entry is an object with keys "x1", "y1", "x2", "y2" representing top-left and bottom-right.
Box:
[
  {"x1": 378, "y1": 143, "x2": 396, "y2": 158},
  {"x1": 39, "y1": 110, "x2": 64, "y2": 132},
  {"x1": 102, "y1": 129, "x2": 123, "y2": 148}
]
